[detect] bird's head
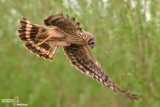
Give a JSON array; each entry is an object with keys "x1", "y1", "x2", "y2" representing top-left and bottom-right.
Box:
[{"x1": 83, "y1": 31, "x2": 95, "y2": 49}]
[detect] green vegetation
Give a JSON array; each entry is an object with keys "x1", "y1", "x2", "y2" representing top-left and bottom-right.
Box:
[{"x1": 0, "y1": 0, "x2": 159, "y2": 106}]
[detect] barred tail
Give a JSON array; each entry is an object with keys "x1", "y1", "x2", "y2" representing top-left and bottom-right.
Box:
[
  {"x1": 17, "y1": 16, "x2": 57, "y2": 60},
  {"x1": 17, "y1": 16, "x2": 43, "y2": 41}
]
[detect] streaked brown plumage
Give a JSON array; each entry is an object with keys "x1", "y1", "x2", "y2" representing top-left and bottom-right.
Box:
[{"x1": 17, "y1": 13, "x2": 138, "y2": 100}]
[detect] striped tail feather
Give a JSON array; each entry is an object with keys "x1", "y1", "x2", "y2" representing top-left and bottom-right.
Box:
[
  {"x1": 18, "y1": 16, "x2": 47, "y2": 41},
  {"x1": 18, "y1": 22, "x2": 39, "y2": 41},
  {"x1": 25, "y1": 40, "x2": 58, "y2": 60},
  {"x1": 17, "y1": 16, "x2": 58, "y2": 60}
]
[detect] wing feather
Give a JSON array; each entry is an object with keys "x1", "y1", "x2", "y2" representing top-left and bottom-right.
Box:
[
  {"x1": 43, "y1": 13, "x2": 82, "y2": 35},
  {"x1": 63, "y1": 44, "x2": 138, "y2": 100},
  {"x1": 25, "y1": 40, "x2": 58, "y2": 60}
]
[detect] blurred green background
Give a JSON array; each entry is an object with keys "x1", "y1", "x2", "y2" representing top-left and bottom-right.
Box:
[{"x1": 0, "y1": 0, "x2": 160, "y2": 107}]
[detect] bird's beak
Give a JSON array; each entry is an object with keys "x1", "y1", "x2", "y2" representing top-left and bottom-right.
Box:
[{"x1": 91, "y1": 46, "x2": 94, "y2": 49}]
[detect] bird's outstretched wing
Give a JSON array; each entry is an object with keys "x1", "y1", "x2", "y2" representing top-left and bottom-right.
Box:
[
  {"x1": 43, "y1": 13, "x2": 82, "y2": 35},
  {"x1": 63, "y1": 44, "x2": 138, "y2": 100}
]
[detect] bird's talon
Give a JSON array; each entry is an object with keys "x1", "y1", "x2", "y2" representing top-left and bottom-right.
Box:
[
  {"x1": 37, "y1": 43, "x2": 42, "y2": 46},
  {"x1": 41, "y1": 51, "x2": 48, "y2": 55}
]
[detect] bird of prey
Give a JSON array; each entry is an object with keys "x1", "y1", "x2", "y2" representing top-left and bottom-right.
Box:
[{"x1": 17, "y1": 13, "x2": 138, "y2": 100}]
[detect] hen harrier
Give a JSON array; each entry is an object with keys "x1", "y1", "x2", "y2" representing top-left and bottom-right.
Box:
[{"x1": 17, "y1": 13, "x2": 138, "y2": 100}]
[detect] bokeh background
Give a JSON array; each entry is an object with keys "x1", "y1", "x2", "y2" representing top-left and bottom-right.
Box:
[{"x1": 0, "y1": 0, "x2": 160, "y2": 107}]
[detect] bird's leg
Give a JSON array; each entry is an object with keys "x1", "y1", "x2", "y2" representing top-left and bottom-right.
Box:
[
  {"x1": 41, "y1": 45, "x2": 53, "y2": 55},
  {"x1": 37, "y1": 36, "x2": 50, "y2": 46},
  {"x1": 52, "y1": 41, "x2": 71, "y2": 46},
  {"x1": 41, "y1": 41, "x2": 70, "y2": 55},
  {"x1": 36, "y1": 28, "x2": 65, "y2": 46}
]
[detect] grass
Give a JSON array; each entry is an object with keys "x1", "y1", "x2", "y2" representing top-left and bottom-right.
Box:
[{"x1": 0, "y1": 0, "x2": 160, "y2": 106}]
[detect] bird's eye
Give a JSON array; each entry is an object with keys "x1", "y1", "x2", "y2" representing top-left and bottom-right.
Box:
[
  {"x1": 88, "y1": 40, "x2": 95, "y2": 49},
  {"x1": 91, "y1": 41, "x2": 95, "y2": 45},
  {"x1": 89, "y1": 41, "x2": 95, "y2": 45},
  {"x1": 87, "y1": 38, "x2": 95, "y2": 49}
]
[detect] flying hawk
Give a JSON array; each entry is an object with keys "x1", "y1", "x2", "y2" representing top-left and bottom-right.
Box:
[{"x1": 17, "y1": 13, "x2": 138, "y2": 100}]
